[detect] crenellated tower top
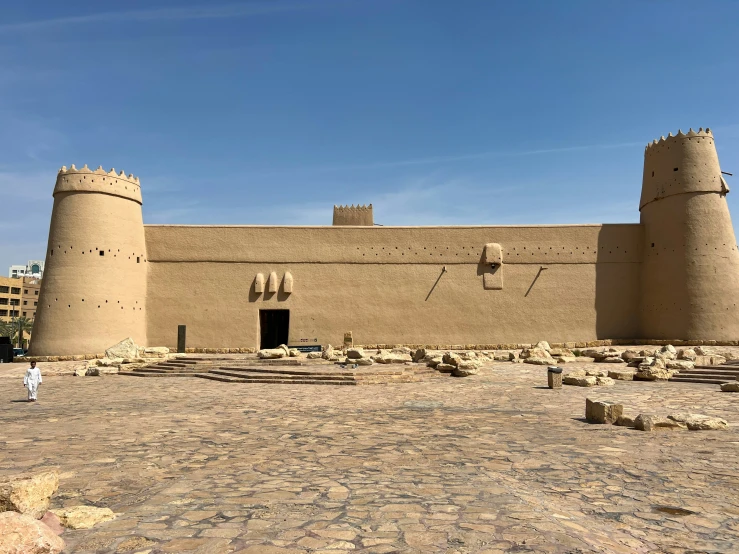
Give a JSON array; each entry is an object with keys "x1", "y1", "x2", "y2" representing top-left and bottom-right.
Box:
[
  {"x1": 54, "y1": 164, "x2": 142, "y2": 204},
  {"x1": 332, "y1": 204, "x2": 374, "y2": 226},
  {"x1": 640, "y1": 128, "x2": 726, "y2": 210}
]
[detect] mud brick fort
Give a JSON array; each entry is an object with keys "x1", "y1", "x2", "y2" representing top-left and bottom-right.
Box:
[{"x1": 29, "y1": 128, "x2": 739, "y2": 356}]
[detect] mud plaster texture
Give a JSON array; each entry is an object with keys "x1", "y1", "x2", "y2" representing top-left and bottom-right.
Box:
[{"x1": 0, "y1": 360, "x2": 737, "y2": 554}]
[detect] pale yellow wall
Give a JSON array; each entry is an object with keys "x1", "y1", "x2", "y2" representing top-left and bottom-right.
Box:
[{"x1": 144, "y1": 224, "x2": 642, "y2": 348}]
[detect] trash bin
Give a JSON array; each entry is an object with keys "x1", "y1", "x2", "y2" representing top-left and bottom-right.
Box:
[{"x1": 547, "y1": 366, "x2": 563, "y2": 389}]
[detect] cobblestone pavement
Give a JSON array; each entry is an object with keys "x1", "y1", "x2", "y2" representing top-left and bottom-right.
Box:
[{"x1": 0, "y1": 362, "x2": 737, "y2": 554}]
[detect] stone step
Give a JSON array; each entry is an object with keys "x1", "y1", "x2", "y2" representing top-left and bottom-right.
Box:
[
  {"x1": 673, "y1": 372, "x2": 736, "y2": 380},
  {"x1": 693, "y1": 365, "x2": 739, "y2": 373},
  {"x1": 208, "y1": 369, "x2": 356, "y2": 382},
  {"x1": 669, "y1": 376, "x2": 731, "y2": 384},
  {"x1": 120, "y1": 371, "x2": 200, "y2": 378},
  {"x1": 219, "y1": 366, "x2": 405, "y2": 377},
  {"x1": 196, "y1": 373, "x2": 357, "y2": 385}
]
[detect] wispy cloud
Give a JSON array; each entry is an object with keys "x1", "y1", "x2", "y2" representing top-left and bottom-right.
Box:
[
  {"x1": 241, "y1": 140, "x2": 645, "y2": 177},
  {"x1": 0, "y1": 1, "x2": 345, "y2": 33}
]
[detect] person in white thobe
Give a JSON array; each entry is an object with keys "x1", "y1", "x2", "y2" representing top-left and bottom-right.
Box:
[{"x1": 24, "y1": 361, "x2": 42, "y2": 402}]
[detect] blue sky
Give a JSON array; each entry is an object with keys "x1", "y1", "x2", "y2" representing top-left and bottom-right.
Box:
[{"x1": 1, "y1": 0, "x2": 738, "y2": 271}]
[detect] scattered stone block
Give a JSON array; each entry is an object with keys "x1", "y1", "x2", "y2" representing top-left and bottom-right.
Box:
[
  {"x1": 346, "y1": 348, "x2": 365, "y2": 359},
  {"x1": 288, "y1": 349, "x2": 301, "y2": 357},
  {"x1": 585, "y1": 399, "x2": 623, "y2": 424},
  {"x1": 0, "y1": 512, "x2": 65, "y2": 553},
  {"x1": 678, "y1": 348, "x2": 697, "y2": 361},
  {"x1": 306, "y1": 352, "x2": 322, "y2": 359},
  {"x1": 453, "y1": 360, "x2": 481, "y2": 377},
  {"x1": 0, "y1": 470, "x2": 59, "y2": 518},
  {"x1": 608, "y1": 369, "x2": 635, "y2": 381},
  {"x1": 442, "y1": 352, "x2": 461, "y2": 367},
  {"x1": 355, "y1": 357, "x2": 373, "y2": 366},
  {"x1": 667, "y1": 413, "x2": 728, "y2": 431},
  {"x1": 524, "y1": 356, "x2": 555, "y2": 365},
  {"x1": 634, "y1": 414, "x2": 686, "y2": 431},
  {"x1": 595, "y1": 376, "x2": 615, "y2": 386},
  {"x1": 563, "y1": 375, "x2": 598, "y2": 387},
  {"x1": 667, "y1": 360, "x2": 695, "y2": 370},
  {"x1": 614, "y1": 415, "x2": 635, "y2": 427},
  {"x1": 436, "y1": 363, "x2": 455, "y2": 373},
  {"x1": 51, "y1": 506, "x2": 116, "y2": 530},
  {"x1": 104, "y1": 337, "x2": 139, "y2": 360},
  {"x1": 720, "y1": 382, "x2": 739, "y2": 392}
]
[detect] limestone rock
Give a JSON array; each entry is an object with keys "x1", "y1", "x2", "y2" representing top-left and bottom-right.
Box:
[
  {"x1": 549, "y1": 347, "x2": 573, "y2": 357},
  {"x1": 585, "y1": 369, "x2": 608, "y2": 377},
  {"x1": 436, "y1": 363, "x2": 456, "y2": 373},
  {"x1": 355, "y1": 357, "x2": 373, "y2": 366},
  {"x1": 104, "y1": 338, "x2": 139, "y2": 360},
  {"x1": 373, "y1": 351, "x2": 413, "y2": 364},
  {"x1": 666, "y1": 360, "x2": 695, "y2": 371},
  {"x1": 426, "y1": 357, "x2": 443, "y2": 368},
  {"x1": 621, "y1": 350, "x2": 641, "y2": 362},
  {"x1": 257, "y1": 348, "x2": 286, "y2": 359},
  {"x1": 585, "y1": 399, "x2": 623, "y2": 424},
  {"x1": 0, "y1": 512, "x2": 65, "y2": 554},
  {"x1": 442, "y1": 352, "x2": 461, "y2": 367},
  {"x1": 720, "y1": 382, "x2": 739, "y2": 392},
  {"x1": 321, "y1": 345, "x2": 334, "y2": 360},
  {"x1": 0, "y1": 470, "x2": 59, "y2": 518},
  {"x1": 634, "y1": 414, "x2": 686, "y2": 431},
  {"x1": 51, "y1": 506, "x2": 116, "y2": 530},
  {"x1": 534, "y1": 341, "x2": 551, "y2": 352},
  {"x1": 346, "y1": 348, "x2": 365, "y2": 359},
  {"x1": 614, "y1": 415, "x2": 635, "y2": 427},
  {"x1": 306, "y1": 351, "x2": 322, "y2": 359},
  {"x1": 678, "y1": 348, "x2": 697, "y2": 361},
  {"x1": 524, "y1": 356, "x2": 555, "y2": 366},
  {"x1": 457, "y1": 350, "x2": 478, "y2": 361},
  {"x1": 73, "y1": 367, "x2": 86, "y2": 377},
  {"x1": 595, "y1": 376, "x2": 615, "y2": 386},
  {"x1": 667, "y1": 413, "x2": 728, "y2": 431},
  {"x1": 453, "y1": 360, "x2": 481, "y2": 377},
  {"x1": 84, "y1": 367, "x2": 100, "y2": 376},
  {"x1": 608, "y1": 369, "x2": 635, "y2": 381},
  {"x1": 520, "y1": 347, "x2": 550, "y2": 360},
  {"x1": 288, "y1": 349, "x2": 301, "y2": 357},
  {"x1": 412, "y1": 348, "x2": 426, "y2": 362},
  {"x1": 695, "y1": 346, "x2": 709, "y2": 356},
  {"x1": 635, "y1": 366, "x2": 675, "y2": 381},
  {"x1": 138, "y1": 346, "x2": 169, "y2": 359},
  {"x1": 599, "y1": 356, "x2": 625, "y2": 364},
  {"x1": 563, "y1": 376, "x2": 597, "y2": 387},
  {"x1": 557, "y1": 356, "x2": 578, "y2": 363},
  {"x1": 97, "y1": 358, "x2": 123, "y2": 367}
]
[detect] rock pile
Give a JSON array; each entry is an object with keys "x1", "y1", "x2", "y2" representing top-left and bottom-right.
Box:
[
  {"x1": 583, "y1": 399, "x2": 728, "y2": 432},
  {"x1": 0, "y1": 469, "x2": 119, "y2": 552}
]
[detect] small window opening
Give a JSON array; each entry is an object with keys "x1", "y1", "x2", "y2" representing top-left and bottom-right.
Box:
[
  {"x1": 651, "y1": 243, "x2": 655, "y2": 247},
  {"x1": 137, "y1": 257, "x2": 140, "y2": 263},
  {"x1": 99, "y1": 251, "x2": 105, "y2": 256},
  {"x1": 673, "y1": 167, "x2": 678, "y2": 171}
]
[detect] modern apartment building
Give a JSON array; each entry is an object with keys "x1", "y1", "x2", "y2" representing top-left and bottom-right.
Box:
[{"x1": 0, "y1": 276, "x2": 42, "y2": 322}]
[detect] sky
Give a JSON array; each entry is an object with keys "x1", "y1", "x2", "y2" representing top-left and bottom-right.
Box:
[{"x1": 1, "y1": 0, "x2": 738, "y2": 271}]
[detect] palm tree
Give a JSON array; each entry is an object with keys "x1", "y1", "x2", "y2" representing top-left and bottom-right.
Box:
[
  {"x1": 0, "y1": 320, "x2": 17, "y2": 344},
  {"x1": 15, "y1": 317, "x2": 34, "y2": 350}
]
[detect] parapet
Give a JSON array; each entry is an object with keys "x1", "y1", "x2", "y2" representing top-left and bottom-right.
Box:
[
  {"x1": 332, "y1": 204, "x2": 374, "y2": 226},
  {"x1": 640, "y1": 128, "x2": 724, "y2": 210},
  {"x1": 54, "y1": 164, "x2": 142, "y2": 204}
]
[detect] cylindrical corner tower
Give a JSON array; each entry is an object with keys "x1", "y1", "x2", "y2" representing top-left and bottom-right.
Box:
[
  {"x1": 640, "y1": 129, "x2": 739, "y2": 340},
  {"x1": 29, "y1": 165, "x2": 148, "y2": 355}
]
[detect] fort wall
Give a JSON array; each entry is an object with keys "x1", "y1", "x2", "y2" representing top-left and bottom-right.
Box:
[
  {"x1": 27, "y1": 128, "x2": 738, "y2": 354},
  {"x1": 144, "y1": 224, "x2": 642, "y2": 348}
]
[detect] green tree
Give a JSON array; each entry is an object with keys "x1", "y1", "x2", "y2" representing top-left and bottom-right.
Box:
[
  {"x1": 0, "y1": 320, "x2": 17, "y2": 344},
  {"x1": 15, "y1": 317, "x2": 34, "y2": 349}
]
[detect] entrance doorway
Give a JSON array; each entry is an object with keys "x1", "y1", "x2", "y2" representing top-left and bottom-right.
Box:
[{"x1": 259, "y1": 310, "x2": 290, "y2": 349}]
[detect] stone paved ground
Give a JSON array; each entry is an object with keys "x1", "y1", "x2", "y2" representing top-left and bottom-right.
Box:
[{"x1": 0, "y1": 362, "x2": 737, "y2": 554}]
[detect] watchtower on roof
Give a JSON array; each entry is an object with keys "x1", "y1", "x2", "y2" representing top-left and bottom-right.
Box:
[{"x1": 332, "y1": 204, "x2": 374, "y2": 226}]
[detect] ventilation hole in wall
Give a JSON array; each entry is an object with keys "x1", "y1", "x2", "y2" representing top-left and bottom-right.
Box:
[
  {"x1": 651, "y1": 243, "x2": 655, "y2": 247},
  {"x1": 98, "y1": 305, "x2": 100, "y2": 308},
  {"x1": 674, "y1": 167, "x2": 678, "y2": 171},
  {"x1": 68, "y1": 305, "x2": 71, "y2": 308},
  {"x1": 82, "y1": 299, "x2": 84, "y2": 302},
  {"x1": 99, "y1": 251, "x2": 105, "y2": 256},
  {"x1": 137, "y1": 257, "x2": 140, "y2": 263},
  {"x1": 652, "y1": 171, "x2": 655, "y2": 177},
  {"x1": 50, "y1": 251, "x2": 53, "y2": 256}
]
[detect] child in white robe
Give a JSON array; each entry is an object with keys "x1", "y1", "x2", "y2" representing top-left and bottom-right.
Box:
[{"x1": 23, "y1": 361, "x2": 42, "y2": 402}]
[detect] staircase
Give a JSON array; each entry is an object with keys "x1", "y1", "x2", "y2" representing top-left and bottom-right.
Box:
[
  {"x1": 120, "y1": 357, "x2": 439, "y2": 385},
  {"x1": 669, "y1": 361, "x2": 739, "y2": 385}
]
